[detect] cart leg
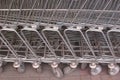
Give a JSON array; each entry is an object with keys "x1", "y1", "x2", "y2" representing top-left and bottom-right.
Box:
[{"x1": 52, "y1": 67, "x2": 64, "y2": 78}]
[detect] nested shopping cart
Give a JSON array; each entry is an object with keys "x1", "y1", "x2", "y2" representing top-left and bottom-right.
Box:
[
  {"x1": 0, "y1": 0, "x2": 120, "y2": 78},
  {"x1": 107, "y1": 26, "x2": 120, "y2": 75},
  {"x1": 0, "y1": 34, "x2": 18, "y2": 72},
  {"x1": 85, "y1": 26, "x2": 119, "y2": 75},
  {"x1": 42, "y1": 25, "x2": 78, "y2": 74},
  {"x1": 64, "y1": 25, "x2": 99, "y2": 75},
  {"x1": 0, "y1": 25, "x2": 41, "y2": 73},
  {"x1": 20, "y1": 24, "x2": 64, "y2": 78}
]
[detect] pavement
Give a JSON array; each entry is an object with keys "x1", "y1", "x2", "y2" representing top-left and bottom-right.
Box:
[{"x1": 0, "y1": 63, "x2": 119, "y2": 80}]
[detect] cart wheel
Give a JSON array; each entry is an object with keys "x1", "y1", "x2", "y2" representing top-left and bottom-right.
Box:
[
  {"x1": 91, "y1": 65, "x2": 102, "y2": 76},
  {"x1": 52, "y1": 67, "x2": 63, "y2": 78},
  {"x1": 109, "y1": 65, "x2": 120, "y2": 76},
  {"x1": 81, "y1": 63, "x2": 88, "y2": 70},
  {"x1": 36, "y1": 66, "x2": 42, "y2": 73},
  {"x1": 63, "y1": 66, "x2": 76, "y2": 74},
  {"x1": 17, "y1": 64, "x2": 25, "y2": 73}
]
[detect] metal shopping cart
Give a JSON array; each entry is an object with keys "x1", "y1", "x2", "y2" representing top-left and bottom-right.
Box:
[
  {"x1": 0, "y1": 25, "x2": 40, "y2": 73},
  {"x1": 42, "y1": 25, "x2": 78, "y2": 74},
  {"x1": 107, "y1": 26, "x2": 120, "y2": 75},
  {"x1": 64, "y1": 25, "x2": 98, "y2": 75},
  {"x1": 85, "y1": 25, "x2": 119, "y2": 75},
  {"x1": 0, "y1": 35, "x2": 18, "y2": 72},
  {"x1": 20, "y1": 24, "x2": 65, "y2": 78}
]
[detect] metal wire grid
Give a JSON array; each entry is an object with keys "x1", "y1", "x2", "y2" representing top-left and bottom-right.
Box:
[
  {"x1": 85, "y1": 27, "x2": 115, "y2": 58},
  {"x1": 64, "y1": 27, "x2": 95, "y2": 58},
  {"x1": 0, "y1": 0, "x2": 119, "y2": 62},
  {"x1": 0, "y1": 0, "x2": 120, "y2": 25},
  {"x1": 42, "y1": 27, "x2": 76, "y2": 59},
  {"x1": 0, "y1": 27, "x2": 37, "y2": 59},
  {"x1": 20, "y1": 26, "x2": 55, "y2": 58},
  {"x1": 0, "y1": 37, "x2": 14, "y2": 58},
  {"x1": 107, "y1": 28, "x2": 120, "y2": 58}
]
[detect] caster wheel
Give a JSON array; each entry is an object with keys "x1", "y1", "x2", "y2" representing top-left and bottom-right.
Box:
[
  {"x1": 81, "y1": 63, "x2": 88, "y2": 70},
  {"x1": 17, "y1": 64, "x2": 25, "y2": 73},
  {"x1": 109, "y1": 65, "x2": 120, "y2": 76},
  {"x1": 91, "y1": 65, "x2": 102, "y2": 76},
  {"x1": 52, "y1": 67, "x2": 64, "y2": 78},
  {"x1": 63, "y1": 66, "x2": 76, "y2": 74},
  {"x1": 36, "y1": 66, "x2": 42, "y2": 73}
]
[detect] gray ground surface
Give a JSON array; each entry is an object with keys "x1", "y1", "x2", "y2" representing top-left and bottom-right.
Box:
[{"x1": 0, "y1": 63, "x2": 119, "y2": 80}]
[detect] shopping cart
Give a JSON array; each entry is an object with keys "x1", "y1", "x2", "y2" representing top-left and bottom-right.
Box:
[
  {"x1": 64, "y1": 25, "x2": 98, "y2": 74},
  {"x1": 0, "y1": 25, "x2": 40, "y2": 73},
  {"x1": 85, "y1": 25, "x2": 119, "y2": 75},
  {"x1": 20, "y1": 24, "x2": 64, "y2": 78},
  {"x1": 42, "y1": 25, "x2": 78, "y2": 74},
  {"x1": 0, "y1": 35, "x2": 18, "y2": 72},
  {"x1": 107, "y1": 26, "x2": 120, "y2": 75}
]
